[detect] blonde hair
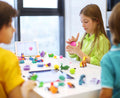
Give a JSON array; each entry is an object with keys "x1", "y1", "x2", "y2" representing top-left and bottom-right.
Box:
[
  {"x1": 109, "y1": 2, "x2": 120, "y2": 45},
  {"x1": 80, "y1": 4, "x2": 109, "y2": 55}
]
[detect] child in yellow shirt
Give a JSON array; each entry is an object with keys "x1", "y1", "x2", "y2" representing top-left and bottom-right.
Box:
[{"x1": 0, "y1": 1, "x2": 41, "y2": 98}]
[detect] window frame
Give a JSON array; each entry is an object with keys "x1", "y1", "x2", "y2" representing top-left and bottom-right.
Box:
[{"x1": 15, "y1": 0, "x2": 65, "y2": 56}]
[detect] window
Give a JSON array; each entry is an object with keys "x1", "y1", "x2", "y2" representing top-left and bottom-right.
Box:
[
  {"x1": 16, "y1": 0, "x2": 65, "y2": 56},
  {"x1": 107, "y1": 0, "x2": 120, "y2": 11},
  {"x1": 20, "y1": 16, "x2": 59, "y2": 54},
  {"x1": 23, "y1": 0, "x2": 58, "y2": 8}
]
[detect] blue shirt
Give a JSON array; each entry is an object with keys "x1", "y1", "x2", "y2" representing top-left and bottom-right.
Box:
[{"x1": 100, "y1": 44, "x2": 120, "y2": 98}]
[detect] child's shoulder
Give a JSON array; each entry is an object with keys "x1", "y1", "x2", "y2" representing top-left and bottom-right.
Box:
[
  {"x1": 99, "y1": 33, "x2": 107, "y2": 39},
  {"x1": 0, "y1": 47, "x2": 16, "y2": 58},
  {"x1": 99, "y1": 33, "x2": 109, "y2": 43},
  {"x1": 101, "y1": 51, "x2": 110, "y2": 61}
]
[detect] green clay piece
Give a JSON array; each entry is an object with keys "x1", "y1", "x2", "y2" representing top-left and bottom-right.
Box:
[
  {"x1": 59, "y1": 75, "x2": 65, "y2": 81},
  {"x1": 39, "y1": 82, "x2": 44, "y2": 87},
  {"x1": 70, "y1": 68, "x2": 75, "y2": 74},
  {"x1": 19, "y1": 60, "x2": 24, "y2": 64},
  {"x1": 32, "y1": 60, "x2": 37, "y2": 63},
  {"x1": 30, "y1": 74, "x2": 38, "y2": 81},
  {"x1": 58, "y1": 82, "x2": 65, "y2": 86},
  {"x1": 48, "y1": 53, "x2": 54, "y2": 57},
  {"x1": 61, "y1": 63, "x2": 69, "y2": 70}
]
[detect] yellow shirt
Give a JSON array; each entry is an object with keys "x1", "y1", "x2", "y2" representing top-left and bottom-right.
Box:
[{"x1": 0, "y1": 48, "x2": 24, "y2": 98}]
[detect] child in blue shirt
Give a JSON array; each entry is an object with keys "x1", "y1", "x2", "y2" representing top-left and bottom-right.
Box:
[{"x1": 100, "y1": 2, "x2": 120, "y2": 98}]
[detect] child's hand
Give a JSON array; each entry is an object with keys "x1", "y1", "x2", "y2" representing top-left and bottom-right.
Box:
[
  {"x1": 66, "y1": 42, "x2": 81, "y2": 55},
  {"x1": 21, "y1": 80, "x2": 37, "y2": 98},
  {"x1": 66, "y1": 33, "x2": 79, "y2": 44}
]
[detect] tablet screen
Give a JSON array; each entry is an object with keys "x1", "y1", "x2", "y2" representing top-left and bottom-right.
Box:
[
  {"x1": 29, "y1": 69, "x2": 74, "y2": 83},
  {"x1": 15, "y1": 41, "x2": 39, "y2": 56}
]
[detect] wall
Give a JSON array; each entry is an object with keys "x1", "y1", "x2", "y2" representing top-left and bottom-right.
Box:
[{"x1": 65, "y1": 0, "x2": 107, "y2": 57}]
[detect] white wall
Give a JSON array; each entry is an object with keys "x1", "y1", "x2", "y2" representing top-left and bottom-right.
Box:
[{"x1": 65, "y1": 0, "x2": 107, "y2": 57}]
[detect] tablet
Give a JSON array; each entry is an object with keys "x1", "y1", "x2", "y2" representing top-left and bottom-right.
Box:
[
  {"x1": 15, "y1": 41, "x2": 39, "y2": 56},
  {"x1": 29, "y1": 69, "x2": 74, "y2": 83}
]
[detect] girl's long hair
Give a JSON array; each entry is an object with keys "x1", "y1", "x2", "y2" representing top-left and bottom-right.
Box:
[{"x1": 80, "y1": 4, "x2": 110, "y2": 55}]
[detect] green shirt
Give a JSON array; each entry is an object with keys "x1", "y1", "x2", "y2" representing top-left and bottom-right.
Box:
[{"x1": 69, "y1": 33, "x2": 110, "y2": 66}]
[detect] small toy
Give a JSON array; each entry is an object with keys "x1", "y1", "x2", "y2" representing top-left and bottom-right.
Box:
[
  {"x1": 54, "y1": 64, "x2": 59, "y2": 70},
  {"x1": 53, "y1": 56, "x2": 57, "y2": 59},
  {"x1": 45, "y1": 64, "x2": 49, "y2": 67},
  {"x1": 67, "y1": 82, "x2": 75, "y2": 88},
  {"x1": 18, "y1": 57, "x2": 22, "y2": 60},
  {"x1": 48, "y1": 82, "x2": 58, "y2": 94},
  {"x1": 21, "y1": 53, "x2": 26, "y2": 60},
  {"x1": 30, "y1": 74, "x2": 38, "y2": 81},
  {"x1": 35, "y1": 55, "x2": 40, "y2": 58},
  {"x1": 58, "y1": 75, "x2": 65, "y2": 86},
  {"x1": 59, "y1": 75, "x2": 65, "y2": 81},
  {"x1": 59, "y1": 55, "x2": 63, "y2": 59},
  {"x1": 60, "y1": 63, "x2": 69, "y2": 70},
  {"x1": 23, "y1": 65, "x2": 30, "y2": 71},
  {"x1": 37, "y1": 59, "x2": 44, "y2": 62},
  {"x1": 45, "y1": 63, "x2": 51, "y2": 67},
  {"x1": 40, "y1": 51, "x2": 45, "y2": 57},
  {"x1": 70, "y1": 41, "x2": 76, "y2": 46},
  {"x1": 32, "y1": 60, "x2": 37, "y2": 63},
  {"x1": 90, "y1": 78, "x2": 100, "y2": 85},
  {"x1": 48, "y1": 53, "x2": 54, "y2": 57},
  {"x1": 69, "y1": 68, "x2": 76, "y2": 74},
  {"x1": 29, "y1": 56, "x2": 34, "y2": 61},
  {"x1": 19, "y1": 60, "x2": 24, "y2": 64},
  {"x1": 39, "y1": 81, "x2": 44, "y2": 87},
  {"x1": 79, "y1": 74, "x2": 86, "y2": 85},
  {"x1": 80, "y1": 56, "x2": 87, "y2": 67},
  {"x1": 37, "y1": 60, "x2": 41, "y2": 62},
  {"x1": 47, "y1": 63, "x2": 51, "y2": 67},
  {"x1": 34, "y1": 57, "x2": 38, "y2": 61},
  {"x1": 37, "y1": 64, "x2": 44, "y2": 67}
]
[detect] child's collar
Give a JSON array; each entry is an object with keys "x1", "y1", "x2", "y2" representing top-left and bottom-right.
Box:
[
  {"x1": 85, "y1": 33, "x2": 95, "y2": 40},
  {"x1": 110, "y1": 44, "x2": 120, "y2": 51}
]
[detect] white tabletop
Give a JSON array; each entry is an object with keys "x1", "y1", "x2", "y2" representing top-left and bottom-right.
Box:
[{"x1": 20, "y1": 56, "x2": 101, "y2": 98}]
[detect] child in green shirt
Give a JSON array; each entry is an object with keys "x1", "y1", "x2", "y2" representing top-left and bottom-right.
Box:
[{"x1": 66, "y1": 4, "x2": 110, "y2": 66}]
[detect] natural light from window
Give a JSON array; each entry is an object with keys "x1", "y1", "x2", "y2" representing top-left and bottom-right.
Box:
[{"x1": 23, "y1": 0, "x2": 58, "y2": 8}]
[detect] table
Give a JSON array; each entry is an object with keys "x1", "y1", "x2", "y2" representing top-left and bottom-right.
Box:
[{"x1": 20, "y1": 56, "x2": 101, "y2": 98}]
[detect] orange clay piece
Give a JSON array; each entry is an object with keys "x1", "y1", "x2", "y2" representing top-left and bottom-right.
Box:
[
  {"x1": 49, "y1": 85, "x2": 58, "y2": 94},
  {"x1": 21, "y1": 54, "x2": 25, "y2": 60},
  {"x1": 35, "y1": 55, "x2": 40, "y2": 58},
  {"x1": 67, "y1": 82, "x2": 73, "y2": 88}
]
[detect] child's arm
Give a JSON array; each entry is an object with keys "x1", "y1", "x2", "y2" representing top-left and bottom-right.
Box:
[
  {"x1": 21, "y1": 80, "x2": 42, "y2": 98},
  {"x1": 8, "y1": 85, "x2": 23, "y2": 98},
  {"x1": 28, "y1": 90, "x2": 43, "y2": 98},
  {"x1": 100, "y1": 88, "x2": 112, "y2": 98},
  {"x1": 8, "y1": 80, "x2": 42, "y2": 98}
]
